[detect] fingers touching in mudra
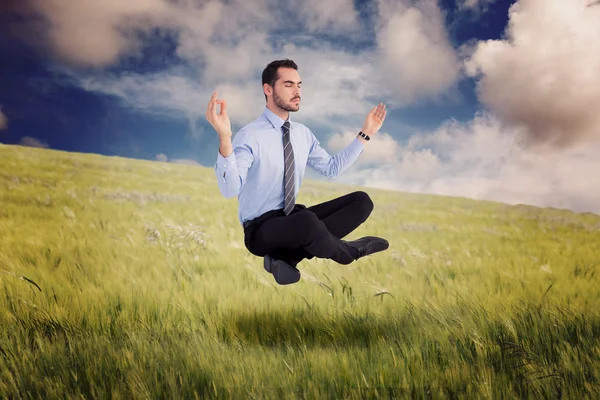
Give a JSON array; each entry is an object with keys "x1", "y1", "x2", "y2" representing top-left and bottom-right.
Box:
[{"x1": 206, "y1": 91, "x2": 232, "y2": 139}]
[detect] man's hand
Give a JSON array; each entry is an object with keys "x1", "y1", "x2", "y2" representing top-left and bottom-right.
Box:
[
  {"x1": 205, "y1": 91, "x2": 232, "y2": 139},
  {"x1": 361, "y1": 102, "x2": 387, "y2": 137}
]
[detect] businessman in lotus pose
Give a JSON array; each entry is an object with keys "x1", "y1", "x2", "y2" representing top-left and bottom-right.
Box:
[{"x1": 207, "y1": 59, "x2": 389, "y2": 285}]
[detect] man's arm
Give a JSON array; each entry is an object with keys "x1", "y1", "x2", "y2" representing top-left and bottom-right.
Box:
[
  {"x1": 205, "y1": 91, "x2": 254, "y2": 198},
  {"x1": 307, "y1": 132, "x2": 364, "y2": 178},
  {"x1": 307, "y1": 102, "x2": 387, "y2": 178},
  {"x1": 214, "y1": 130, "x2": 254, "y2": 198}
]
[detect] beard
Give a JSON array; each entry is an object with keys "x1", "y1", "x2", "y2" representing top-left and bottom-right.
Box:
[{"x1": 273, "y1": 90, "x2": 300, "y2": 112}]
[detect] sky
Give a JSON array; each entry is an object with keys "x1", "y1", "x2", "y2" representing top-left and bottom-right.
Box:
[{"x1": 1, "y1": 0, "x2": 599, "y2": 214}]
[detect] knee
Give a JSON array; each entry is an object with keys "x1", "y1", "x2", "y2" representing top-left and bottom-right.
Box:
[{"x1": 354, "y1": 191, "x2": 374, "y2": 218}]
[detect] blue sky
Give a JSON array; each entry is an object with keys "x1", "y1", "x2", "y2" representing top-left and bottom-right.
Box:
[
  {"x1": 1, "y1": 0, "x2": 599, "y2": 214},
  {"x1": 0, "y1": 0, "x2": 512, "y2": 159}
]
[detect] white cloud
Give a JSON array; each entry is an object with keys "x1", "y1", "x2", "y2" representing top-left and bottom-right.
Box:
[
  {"x1": 374, "y1": 0, "x2": 463, "y2": 106},
  {"x1": 279, "y1": 43, "x2": 380, "y2": 126},
  {"x1": 465, "y1": 0, "x2": 600, "y2": 148},
  {"x1": 20, "y1": 136, "x2": 49, "y2": 148},
  {"x1": 0, "y1": 107, "x2": 7, "y2": 130},
  {"x1": 328, "y1": 112, "x2": 600, "y2": 214},
  {"x1": 23, "y1": 0, "x2": 464, "y2": 134},
  {"x1": 22, "y1": 0, "x2": 275, "y2": 74},
  {"x1": 32, "y1": 0, "x2": 373, "y2": 134},
  {"x1": 328, "y1": 130, "x2": 402, "y2": 167},
  {"x1": 72, "y1": 42, "x2": 381, "y2": 132},
  {"x1": 458, "y1": 0, "x2": 497, "y2": 13},
  {"x1": 26, "y1": 0, "x2": 169, "y2": 68},
  {"x1": 198, "y1": 33, "x2": 272, "y2": 84},
  {"x1": 24, "y1": 0, "x2": 363, "y2": 70},
  {"x1": 156, "y1": 153, "x2": 168, "y2": 162},
  {"x1": 74, "y1": 70, "x2": 267, "y2": 133},
  {"x1": 297, "y1": 0, "x2": 361, "y2": 34},
  {"x1": 319, "y1": 0, "x2": 600, "y2": 214},
  {"x1": 170, "y1": 0, "x2": 275, "y2": 83},
  {"x1": 79, "y1": 72, "x2": 210, "y2": 127}
]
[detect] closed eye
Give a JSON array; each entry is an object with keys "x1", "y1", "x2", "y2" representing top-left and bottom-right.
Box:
[{"x1": 284, "y1": 80, "x2": 302, "y2": 87}]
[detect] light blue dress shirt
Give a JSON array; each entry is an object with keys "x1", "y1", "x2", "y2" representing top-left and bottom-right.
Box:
[{"x1": 214, "y1": 106, "x2": 365, "y2": 225}]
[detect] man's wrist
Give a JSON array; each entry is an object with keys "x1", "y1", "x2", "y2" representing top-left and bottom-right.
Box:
[
  {"x1": 357, "y1": 131, "x2": 371, "y2": 142},
  {"x1": 219, "y1": 137, "x2": 233, "y2": 157}
]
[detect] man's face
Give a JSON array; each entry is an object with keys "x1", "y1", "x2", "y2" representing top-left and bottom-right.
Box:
[{"x1": 272, "y1": 67, "x2": 302, "y2": 112}]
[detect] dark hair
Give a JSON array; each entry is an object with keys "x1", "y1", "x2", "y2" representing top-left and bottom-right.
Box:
[{"x1": 262, "y1": 59, "x2": 298, "y2": 101}]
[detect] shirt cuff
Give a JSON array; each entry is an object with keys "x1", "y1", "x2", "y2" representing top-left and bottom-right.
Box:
[
  {"x1": 350, "y1": 137, "x2": 365, "y2": 153},
  {"x1": 216, "y1": 149, "x2": 236, "y2": 169}
]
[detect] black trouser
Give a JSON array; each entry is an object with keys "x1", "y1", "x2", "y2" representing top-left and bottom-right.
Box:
[{"x1": 243, "y1": 191, "x2": 374, "y2": 266}]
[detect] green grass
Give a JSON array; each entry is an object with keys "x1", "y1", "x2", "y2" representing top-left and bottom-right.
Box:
[{"x1": 1, "y1": 143, "x2": 599, "y2": 399}]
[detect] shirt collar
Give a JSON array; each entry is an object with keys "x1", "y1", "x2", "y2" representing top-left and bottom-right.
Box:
[{"x1": 263, "y1": 106, "x2": 291, "y2": 131}]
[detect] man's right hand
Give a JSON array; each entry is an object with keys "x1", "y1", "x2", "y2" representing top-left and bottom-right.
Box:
[{"x1": 205, "y1": 91, "x2": 232, "y2": 140}]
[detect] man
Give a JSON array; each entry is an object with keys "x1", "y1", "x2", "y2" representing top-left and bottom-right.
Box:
[{"x1": 206, "y1": 59, "x2": 389, "y2": 285}]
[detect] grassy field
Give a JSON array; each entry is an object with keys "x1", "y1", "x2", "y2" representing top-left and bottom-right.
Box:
[{"x1": 1, "y1": 143, "x2": 599, "y2": 399}]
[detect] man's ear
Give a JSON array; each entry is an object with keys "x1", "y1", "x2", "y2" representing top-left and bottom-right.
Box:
[{"x1": 263, "y1": 83, "x2": 272, "y2": 97}]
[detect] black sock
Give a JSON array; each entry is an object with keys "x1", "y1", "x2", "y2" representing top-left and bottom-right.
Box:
[{"x1": 342, "y1": 240, "x2": 360, "y2": 259}]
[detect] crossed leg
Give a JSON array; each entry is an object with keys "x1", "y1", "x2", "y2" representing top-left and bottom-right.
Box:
[{"x1": 247, "y1": 191, "x2": 374, "y2": 266}]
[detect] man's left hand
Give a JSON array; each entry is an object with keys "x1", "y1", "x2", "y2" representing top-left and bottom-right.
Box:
[{"x1": 362, "y1": 103, "x2": 387, "y2": 136}]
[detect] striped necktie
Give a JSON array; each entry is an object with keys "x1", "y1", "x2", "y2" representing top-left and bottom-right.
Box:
[{"x1": 282, "y1": 120, "x2": 295, "y2": 215}]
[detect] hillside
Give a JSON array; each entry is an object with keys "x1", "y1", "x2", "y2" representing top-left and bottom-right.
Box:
[{"x1": 1, "y1": 143, "x2": 599, "y2": 399}]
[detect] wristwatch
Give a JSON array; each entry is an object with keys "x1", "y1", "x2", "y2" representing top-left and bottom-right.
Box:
[{"x1": 358, "y1": 131, "x2": 370, "y2": 141}]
